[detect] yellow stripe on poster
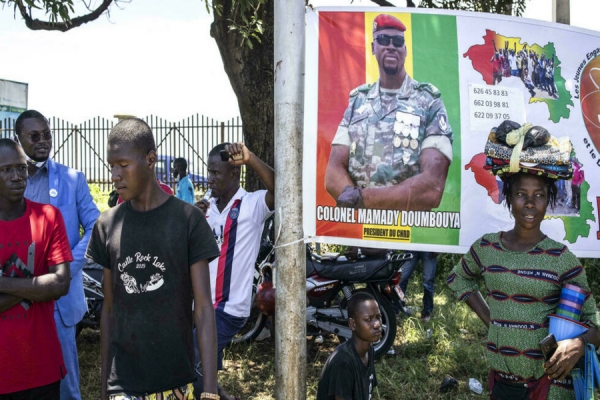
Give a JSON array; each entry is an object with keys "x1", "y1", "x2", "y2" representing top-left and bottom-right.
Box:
[
  {"x1": 364, "y1": 12, "x2": 413, "y2": 84},
  {"x1": 362, "y1": 224, "x2": 412, "y2": 242}
]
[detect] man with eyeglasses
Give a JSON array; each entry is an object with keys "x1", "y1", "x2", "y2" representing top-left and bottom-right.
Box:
[
  {"x1": 14, "y1": 110, "x2": 100, "y2": 400},
  {"x1": 325, "y1": 14, "x2": 453, "y2": 211}
]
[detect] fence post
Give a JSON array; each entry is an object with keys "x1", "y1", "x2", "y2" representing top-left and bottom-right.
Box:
[
  {"x1": 74, "y1": 125, "x2": 79, "y2": 172},
  {"x1": 220, "y1": 121, "x2": 225, "y2": 144}
]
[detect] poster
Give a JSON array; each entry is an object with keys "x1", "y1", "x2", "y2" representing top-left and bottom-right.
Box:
[
  {"x1": 0, "y1": 79, "x2": 28, "y2": 122},
  {"x1": 303, "y1": 8, "x2": 600, "y2": 257}
]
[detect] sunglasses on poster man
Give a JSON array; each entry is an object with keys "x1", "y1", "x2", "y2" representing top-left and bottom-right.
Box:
[{"x1": 375, "y1": 34, "x2": 405, "y2": 48}]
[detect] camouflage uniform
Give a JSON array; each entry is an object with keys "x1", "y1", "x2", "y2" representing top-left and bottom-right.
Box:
[{"x1": 332, "y1": 76, "x2": 453, "y2": 188}]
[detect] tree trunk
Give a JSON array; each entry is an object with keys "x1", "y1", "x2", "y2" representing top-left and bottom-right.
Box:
[{"x1": 210, "y1": 0, "x2": 275, "y2": 192}]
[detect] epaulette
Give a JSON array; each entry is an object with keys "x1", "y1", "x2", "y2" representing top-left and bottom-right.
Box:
[
  {"x1": 350, "y1": 83, "x2": 372, "y2": 97},
  {"x1": 417, "y1": 82, "x2": 441, "y2": 98}
]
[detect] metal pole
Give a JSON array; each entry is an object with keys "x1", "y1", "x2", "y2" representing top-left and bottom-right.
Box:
[
  {"x1": 274, "y1": 0, "x2": 306, "y2": 399},
  {"x1": 552, "y1": 0, "x2": 570, "y2": 25}
]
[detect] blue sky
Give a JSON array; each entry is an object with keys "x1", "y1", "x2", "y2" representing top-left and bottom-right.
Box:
[{"x1": 0, "y1": 0, "x2": 598, "y2": 123}]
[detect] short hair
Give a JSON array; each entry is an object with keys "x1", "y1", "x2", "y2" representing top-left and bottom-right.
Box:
[
  {"x1": 348, "y1": 291, "x2": 377, "y2": 321},
  {"x1": 15, "y1": 110, "x2": 48, "y2": 136},
  {"x1": 108, "y1": 118, "x2": 155, "y2": 156},
  {"x1": 0, "y1": 138, "x2": 20, "y2": 151},
  {"x1": 174, "y1": 157, "x2": 188, "y2": 170},
  {"x1": 501, "y1": 172, "x2": 558, "y2": 211},
  {"x1": 209, "y1": 142, "x2": 231, "y2": 158},
  {"x1": 208, "y1": 142, "x2": 240, "y2": 177}
]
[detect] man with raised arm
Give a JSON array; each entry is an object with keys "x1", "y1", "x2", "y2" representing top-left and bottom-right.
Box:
[{"x1": 195, "y1": 142, "x2": 274, "y2": 400}]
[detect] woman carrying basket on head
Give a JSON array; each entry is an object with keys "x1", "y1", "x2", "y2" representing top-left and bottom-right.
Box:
[{"x1": 447, "y1": 121, "x2": 600, "y2": 399}]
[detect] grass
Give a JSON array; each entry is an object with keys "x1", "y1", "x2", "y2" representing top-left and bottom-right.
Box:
[
  {"x1": 77, "y1": 262, "x2": 600, "y2": 400},
  {"x1": 79, "y1": 187, "x2": 600, "y2": 399},
  {"x1": 77, "y1": 267, "x2": 493, "y2": 399}
]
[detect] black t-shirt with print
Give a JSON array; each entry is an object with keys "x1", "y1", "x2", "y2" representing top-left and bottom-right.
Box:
[
  {"x1": 86, "y1": 197, "x2": 219, "y2": 395},
  {"x1": 316, "y1": 340, "x2": 377, "y2": 400}
]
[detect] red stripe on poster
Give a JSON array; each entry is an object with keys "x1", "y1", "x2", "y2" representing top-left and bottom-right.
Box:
[{"x1": 317, "y1": 11, "x2": 366, "y2": 238}]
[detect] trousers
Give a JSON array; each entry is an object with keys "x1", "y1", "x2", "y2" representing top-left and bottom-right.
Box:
[
  {"x1": 399, "y1": 251, "x2": 437, "y2": 316},
  {"x1": 55, "y1": 309, "x2": 81, "y2": 400}
]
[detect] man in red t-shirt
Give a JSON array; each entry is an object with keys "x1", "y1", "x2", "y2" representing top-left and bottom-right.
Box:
[{"x1": 0, "y1": 139, "x2": 73, "y2": 399}]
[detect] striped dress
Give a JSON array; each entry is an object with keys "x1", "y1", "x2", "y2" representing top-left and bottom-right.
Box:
[{"x1": 447, "y1": 232, "x2": 599, "y2": 399}]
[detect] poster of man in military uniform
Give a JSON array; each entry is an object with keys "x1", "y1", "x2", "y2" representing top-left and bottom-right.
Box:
[
  {"x1": 325, "y1": 14, "x2": 454, "y2": 211},
  {"x1": 306, "y1": 8, "x2": 600, "y2": 255},
  {"x1": 306, "y1": 9, "x2": 462, "y2": 247}
]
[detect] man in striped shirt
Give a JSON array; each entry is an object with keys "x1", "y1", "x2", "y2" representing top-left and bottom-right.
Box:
[{"x1": 196, "y1": 142, "x2": 274, "y2": 400}]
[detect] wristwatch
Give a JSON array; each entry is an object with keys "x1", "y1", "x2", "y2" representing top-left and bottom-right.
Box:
[{"x1": 200, "y1": 393, "x2": 219, "y2": 400}]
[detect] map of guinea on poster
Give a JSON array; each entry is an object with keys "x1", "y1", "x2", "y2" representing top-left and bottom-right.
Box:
[{"x1": 303, "y1": 8, "x2": 600, "y2": 257}]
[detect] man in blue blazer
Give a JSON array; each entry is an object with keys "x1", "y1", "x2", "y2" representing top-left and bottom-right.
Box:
[{"x1": 15, "y1": 110, "x2": 100, "y2": 400}]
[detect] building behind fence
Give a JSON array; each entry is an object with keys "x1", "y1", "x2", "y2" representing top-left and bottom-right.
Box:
[{"x1": 1, "y1": 114, "x2": 244, "y2": 192}]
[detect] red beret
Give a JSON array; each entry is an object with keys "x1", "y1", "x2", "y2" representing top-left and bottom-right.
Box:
[{"x1": 373, "y1": 14, "x2": 406, "y2": 33}]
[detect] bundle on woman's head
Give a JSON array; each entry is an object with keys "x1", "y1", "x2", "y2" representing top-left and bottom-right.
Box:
[{"x1": 484, "y1": 120, "x2": 573, "y2": 180}]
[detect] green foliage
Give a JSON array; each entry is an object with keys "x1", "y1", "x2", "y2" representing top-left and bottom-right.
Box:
[
  {"x1": 204, "y1": 0, "x2": 266, "y2": 48},
  {"x1": 418, "y1": 0, "x2": 527, "y2": 16},
  {"x1": 0, "y1": 0, "x2": 75, "y2": 22},
  {"x1": 88, "y1": 183, "x2": 111, "y2": 213},
  {"x1": 436, "y1": 252, "x2": 462, "y2": 278},
  {"x1": 582, "y1": 258, "x2": 600, "y2": 295}
]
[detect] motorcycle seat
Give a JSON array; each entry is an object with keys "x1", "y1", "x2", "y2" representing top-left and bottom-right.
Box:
[{"x1": 309, "y1": 255, "x2": 396, "y2": 282}]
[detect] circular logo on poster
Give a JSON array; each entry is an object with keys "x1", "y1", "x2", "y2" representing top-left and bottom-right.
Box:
[{"x1": 580, "y1": 58, "x2": 600, "y2": 153}]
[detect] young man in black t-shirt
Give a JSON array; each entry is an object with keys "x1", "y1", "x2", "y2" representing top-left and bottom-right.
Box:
[
  {"x1": 86, "y1": 118, "x2": 220, "y2": 400},
  {"x1": 317, "y1": 292, "x2": 381, "y2": 400}
]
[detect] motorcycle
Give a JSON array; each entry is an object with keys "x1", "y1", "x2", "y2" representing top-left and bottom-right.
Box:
[
  {"x1": 76, "y1": 261, "x2": 104, "y2": 337},
  {"x1": 303, "y1": 246, "x2": 411, "y2": 358},
  {"x1": 238, "y1": 240, "x2": 412, "y2": 359}
]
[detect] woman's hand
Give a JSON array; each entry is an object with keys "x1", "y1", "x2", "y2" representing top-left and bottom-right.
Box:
[{"x1": 543, "y1": 337, "x2": 584, "y2": 381}]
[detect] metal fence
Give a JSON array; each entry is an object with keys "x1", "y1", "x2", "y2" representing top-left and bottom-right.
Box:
[{"x1": 1, "y1": 114, "x2": 244, "y2": 191}]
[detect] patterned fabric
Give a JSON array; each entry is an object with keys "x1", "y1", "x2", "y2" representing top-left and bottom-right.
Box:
[
  {"x1": 333, "y1": 77, "x2": 453, "y2": 188},
  {"x1": 484, "y1": 157, "x2": 573, "y2": 180},
  {"x1": 109, "y1": 383, "x2": 194, "y2": 400},
  {"x1": 484, "y1": 137, "x2": 571, "y2": 166},
  {"x1": 447, "y1": 232, "x2": 599, "y2": 400}
]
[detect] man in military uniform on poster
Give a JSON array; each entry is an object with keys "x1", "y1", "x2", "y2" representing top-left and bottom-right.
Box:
[{"x1": 325, "y1": 14, "x2": 453, "y2": 211}]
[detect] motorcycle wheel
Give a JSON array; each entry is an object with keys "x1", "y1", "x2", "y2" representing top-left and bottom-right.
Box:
[
  {"x1": 338, "y1": 288, "x2": 397, "y2": 359},
  {"x1": 230, "y1": 293, "x2": 268, "y2": 344}
]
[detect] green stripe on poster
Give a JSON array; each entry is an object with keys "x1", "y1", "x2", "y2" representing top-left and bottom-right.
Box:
[{"x1": 412, "y1": 14, "x2": 461, "y2": 245}]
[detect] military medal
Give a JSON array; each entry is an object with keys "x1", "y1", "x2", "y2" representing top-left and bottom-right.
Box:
[
  {"x1": 403, "y1": 150, "x2": 411, "y2": 164},
  {"x1": 402, "y1": 138, "x2": 410, "y2": 148},
  {"x1": 393, "y1": 135, "x2": 402, "y2": 148},
  {"x1": 408, "y1": 114, "x2": 420, "y2": 139},
  {"x1": 409, "y1": 125, "x2": 418, "y2": 139},
  {"x1": 410, "y1": 139, "x2": 419, "y2": 149},
  {"x1": 393, "y1": 121, "x2": 403, "y2": 135}
]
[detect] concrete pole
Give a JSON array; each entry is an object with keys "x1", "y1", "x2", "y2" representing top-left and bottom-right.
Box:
[
  {"x1": 552, "y1": 0, "x2": 570, "y2": 25},
  {"x1": 273, "y1": 1, "x2": 306, "y2": 400}
]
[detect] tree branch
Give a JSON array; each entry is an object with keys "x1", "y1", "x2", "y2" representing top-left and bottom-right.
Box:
[
  {"x1": 16, "y1": 0, "x2": 114, "y2": 32},
  {"x1": 370, "y1": 0, "x2": 397, "y2": 6}
]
